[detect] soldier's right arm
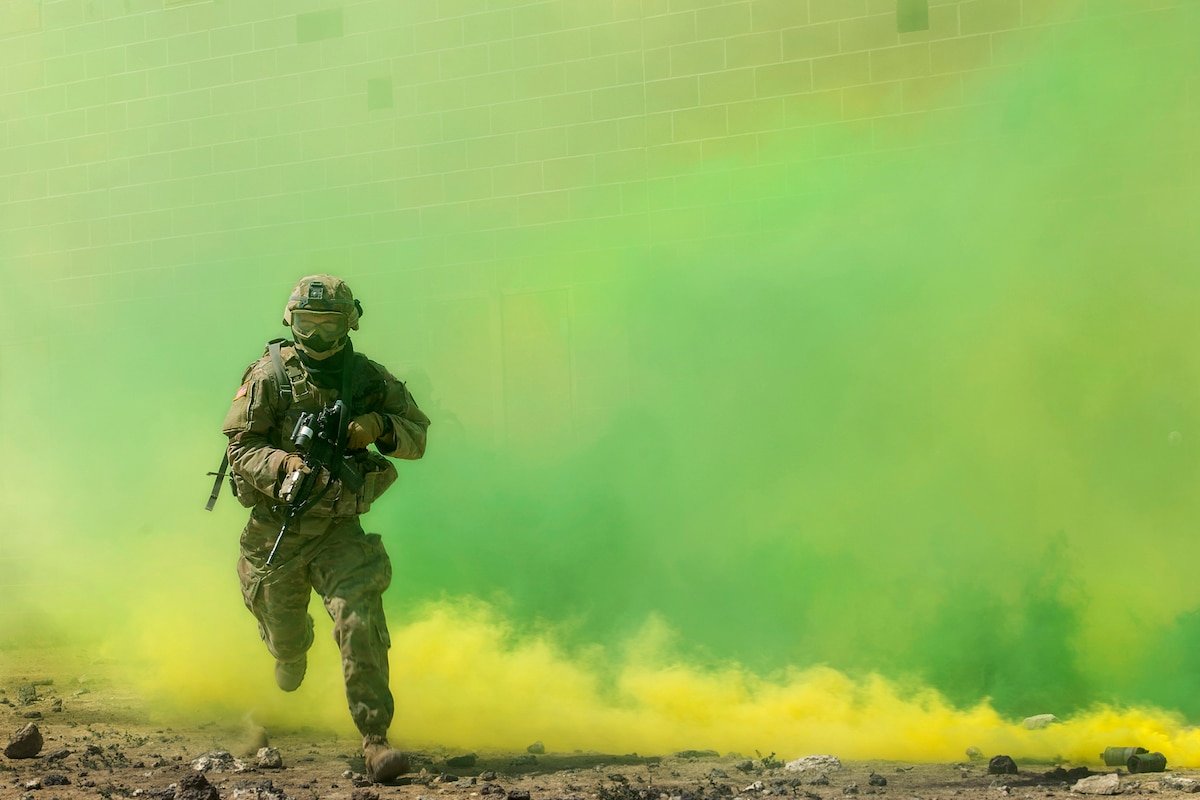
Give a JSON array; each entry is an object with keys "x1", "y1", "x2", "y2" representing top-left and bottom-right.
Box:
[{"x1": 222, "y1": 360, "x2": 291, "y2": 500}]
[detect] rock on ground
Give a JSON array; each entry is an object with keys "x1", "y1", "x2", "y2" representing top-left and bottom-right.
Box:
[
  {"x1": 1072, "y1": 773, "x2": 1121, "y2": 795},
  {"x1": 3, "y1": 722, "x2": 43, "y2": 759},
  {"x1": 190, "y1": 750, "x2": 246, "y2": 773},
  {"x1": 989, "y1": 755, "x2": 1018, "y2": 775},
  {"x1": 785, "y1": 755, "x2": 843, "y2": 773},
  {"x1": 256, "y1": 746, "x2": 283, "y2": 769},
  {"x1": 1162, "y1": 776, "x2": 1200, "y2": 793},
  {"x1": 176, "y1": 772, "x2": 220, "y2": 800}
]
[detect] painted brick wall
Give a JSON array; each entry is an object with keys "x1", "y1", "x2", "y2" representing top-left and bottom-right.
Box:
[{"x1": 0, "y1": 0, "x2": 1195, "y2": 446}]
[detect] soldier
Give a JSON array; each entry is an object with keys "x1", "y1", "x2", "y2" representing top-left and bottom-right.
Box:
[{"x1": 221, "y1": 274, "x2": 429, "y2": 783}]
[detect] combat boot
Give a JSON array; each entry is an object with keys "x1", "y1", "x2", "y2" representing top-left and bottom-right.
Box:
[
  {"x1": 362, "y1": 734, "x2": 409, "y2": 783},
  {"x1": 274, "y1": 655, "x2": 306, "y2": 692}
]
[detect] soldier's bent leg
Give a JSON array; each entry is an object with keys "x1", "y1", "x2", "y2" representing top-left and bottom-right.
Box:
[
  {"x1": 237, "y1": 554, "x2": 316, "y2": 664},
  {"x1": 310, "y1": 523, "x2": 394, "y2": 736}
]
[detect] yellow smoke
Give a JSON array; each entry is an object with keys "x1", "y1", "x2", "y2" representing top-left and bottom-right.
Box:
[{"x1": 110, "y1": 593, "x2": 1200, "y2": 765}]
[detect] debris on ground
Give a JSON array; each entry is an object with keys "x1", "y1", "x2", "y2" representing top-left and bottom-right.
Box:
[
  {"x1": 1071, "y1": 773, "x2": 1121, "y2": 795},
  {"x1": 190, "y1": 750, "x2": 246, "y2": 773},
  {"x1": 1043, "y1": 766, "x2": 1092, "y2": 783},
  {"x1": 176, "y1": 771, "x2": 221, "y2": 800},
  {"x1": 256, "y1": 746, "x2": 283, "y2": 768},
  {"x1": 3, "y1": 722, "x2": 43, "y2": 759},
  {"x1": 1161, "y1": 775, "x2": 1200, "y2": 793},
  {"x1": 785, "y1": 755, "x2": 843, "y2": 773},
  {"x1": 988, "y1": 755, "x2": 1018, "y2": 775}
]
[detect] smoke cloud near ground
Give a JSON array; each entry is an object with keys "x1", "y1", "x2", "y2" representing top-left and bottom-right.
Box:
[{"x1": 1, "y1": 4, "x2": 1199, "y2": 762}]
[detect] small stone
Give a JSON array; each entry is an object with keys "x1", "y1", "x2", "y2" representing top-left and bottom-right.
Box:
[
  {"x1": 527, "y1": 740, "x2": 545, "y2": 754},
  {"x1": 351, "y1": 789, "x2": 382, "y2": 800},
  {"x1": 43, "y1": 748, "x2": 70, "y2": 762},
  {"x1": 1044, "y1": 767, "x2": 1091, "y2": 783},
  {"x1": 175, "y1": 772, "x2": 221, "y2": 800},
  {"x1": 42, "y1": 774, "x2": 69, "y2": 786},
  {"x1": 1071, "y1": 774, "x2": 1121, "y2": 795},
  {"x1": 256, "y1": 747, "x2": 283, "y2": 769},
  {"x1": 1161, "y1": 776, "x2": 1200, "y2": 793},
  {"x1": 446, "y1": 753, "x2": 477, "y2": 768},
  {"x1": 189, "y1": 751, "x2": 244, "y2": 773},
  {"x1": 509, "y1": 790, "x2": 531, "y2": 800},
  {"x1": 843, "y1": 783, "x2": 859, "y2": 795},
  {"x1": 4, "y1": 723, "x2": 43, "y2": 759},
  {"x1": 988, "y1": 756, "x2": 1018, "y2": 775},
  {"x1": 735, "y1": 759, "x2": 757, "y2": 773},
  {"x1": 744, "y1": 781, "x2": 766, "y2": 792},
  {"x1": 16, "y1": 686, "x2": 37, "y2": 705},
  {"x1": 869, "y1": 774, "x2": 887, "y2": 787},
  {"x1": 785, "y1": 756, "x2": 843, "y2": 774}
]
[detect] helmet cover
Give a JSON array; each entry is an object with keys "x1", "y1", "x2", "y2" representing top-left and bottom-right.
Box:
[{"x1": 282, "y1": 274, "x2": 361, "y2": 359}]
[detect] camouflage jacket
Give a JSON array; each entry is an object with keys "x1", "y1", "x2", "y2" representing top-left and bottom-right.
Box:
[{"x1": 222, "y1": 340, "x2": 429, "y2": 516}]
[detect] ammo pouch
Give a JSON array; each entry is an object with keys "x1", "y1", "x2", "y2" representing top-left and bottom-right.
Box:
[
  {"x1": 354, "y1": 450, "x2": 398, "y2": 513},
  {"x1": 231, "y1": 470, "x2": 270, "y2": 509}
]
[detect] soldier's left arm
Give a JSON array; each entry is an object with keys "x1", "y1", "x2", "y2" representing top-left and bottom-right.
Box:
[{"x1": 371, "y1": 366, "x2": 430, "y2": 459}]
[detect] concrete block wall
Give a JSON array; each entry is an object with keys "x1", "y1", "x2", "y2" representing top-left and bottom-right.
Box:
[{"x1": 0, "y1": 0, "x2": 1194, "y2": 447}]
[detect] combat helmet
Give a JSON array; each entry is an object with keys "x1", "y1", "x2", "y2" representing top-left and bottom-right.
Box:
[{"x1": 283, "y1": 274, "x2": 362, "y2": 359}]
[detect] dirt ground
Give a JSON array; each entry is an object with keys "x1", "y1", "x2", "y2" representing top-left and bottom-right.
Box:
[{"x1": 3, "y1": 650, "x2": 1198, "y2": 800}]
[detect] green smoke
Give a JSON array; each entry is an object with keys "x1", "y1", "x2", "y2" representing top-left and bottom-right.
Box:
[
  {"x1": 382, "y1": 15, "x2": 1200, "y2": 719},
  {"x1": 1, "y1": 0, "x2": 1198, "y2": 745}
]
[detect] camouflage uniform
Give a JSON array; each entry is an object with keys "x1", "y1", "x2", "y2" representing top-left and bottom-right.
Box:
[{"x1": 222, "y1": 281, "x2": 429, "y2": 743}]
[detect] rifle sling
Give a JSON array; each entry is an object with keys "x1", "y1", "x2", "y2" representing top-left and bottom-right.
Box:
[{"x1": 204, "y1": 452, "x2": 229, "y2": 512}]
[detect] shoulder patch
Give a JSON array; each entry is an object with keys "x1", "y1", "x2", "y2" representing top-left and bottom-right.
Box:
[{"x1": 234, "y1": 383, "x2": 248, "y2": 401}]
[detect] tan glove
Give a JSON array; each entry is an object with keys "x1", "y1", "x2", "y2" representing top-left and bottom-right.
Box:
[
  {"x1": 347, "y1": 412, "x2": 385, "y2": 450},
  {"x1": 278, "y1": 454, "x2": 310, "y2": 502}
]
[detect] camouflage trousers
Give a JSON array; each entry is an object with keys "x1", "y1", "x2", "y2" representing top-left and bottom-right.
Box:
[{"x1": 237, "y1": 505, "x2": 394, "y2": 737}]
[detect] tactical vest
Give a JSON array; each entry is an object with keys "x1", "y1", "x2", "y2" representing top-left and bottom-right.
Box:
[{"x1": 205, "y1": 339, "x2": 397, "y2": 514}]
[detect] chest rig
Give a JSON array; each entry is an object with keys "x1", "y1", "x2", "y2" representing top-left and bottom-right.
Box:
[
  {"x1": 268, "y1": 338, "x2": 316, "y2": 408},
  {"x1": 205, "y1": 339, "x2": 361, "y2": 511}
]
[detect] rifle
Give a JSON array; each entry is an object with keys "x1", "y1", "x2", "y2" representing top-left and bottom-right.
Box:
[{"x1": 266, "y1": 398, "x2": 364, "y2": 565}]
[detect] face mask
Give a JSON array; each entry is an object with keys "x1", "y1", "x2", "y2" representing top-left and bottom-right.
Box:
[{"x1": 291, "y1": 311, "x2": 349, "y2": 359}]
